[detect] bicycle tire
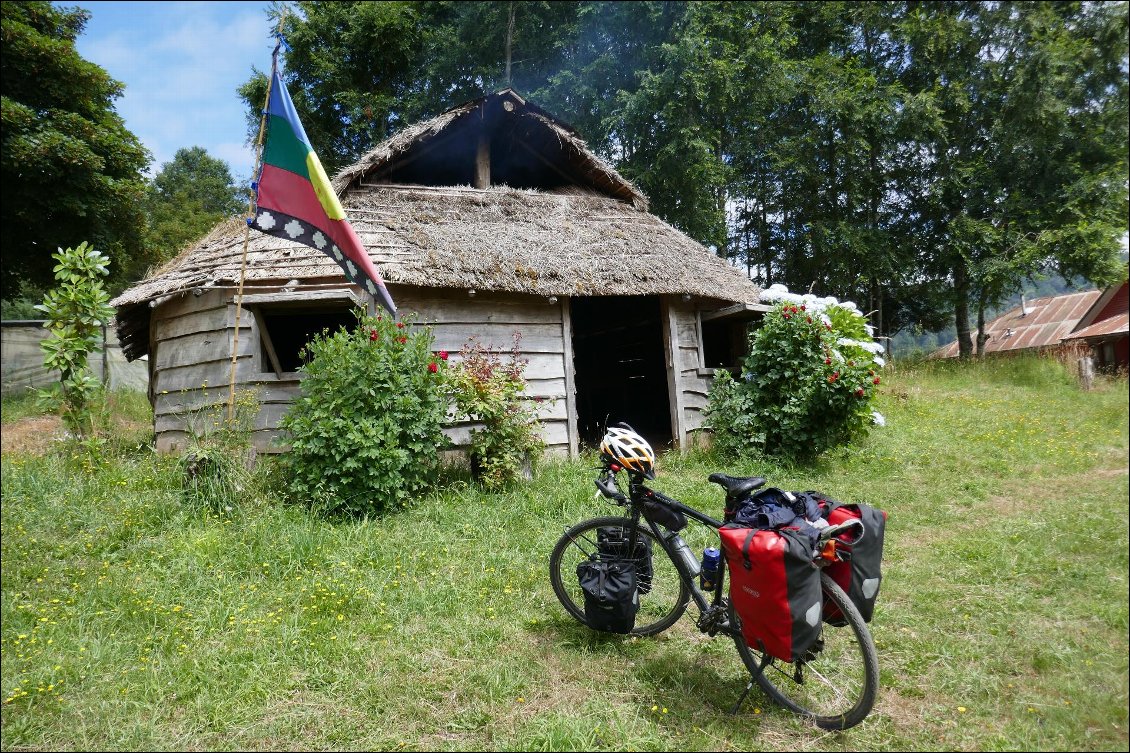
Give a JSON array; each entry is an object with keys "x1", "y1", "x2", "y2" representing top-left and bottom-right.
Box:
[
  {"x1": 549, "y1": 515, "x2": 690, "y2": 637},
  {"x1": 729, "y1": 571, "x2": 879, "y2": 730}
]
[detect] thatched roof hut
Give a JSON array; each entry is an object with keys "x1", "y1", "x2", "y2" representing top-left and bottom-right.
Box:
[{"x1": 112, "y1": 89, "x2": 764, "y2": 455}]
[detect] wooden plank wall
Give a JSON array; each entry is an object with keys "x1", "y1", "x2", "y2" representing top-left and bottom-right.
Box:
[
  {"x1": 149, "y1": 286, "x2": 574, "y2": 457},
  {"x1": 665, "y1": 297, "x2": 715, "y2": 446},
  {"x1": 407, "y1": 289, "x2": 572, "y2": 456}
]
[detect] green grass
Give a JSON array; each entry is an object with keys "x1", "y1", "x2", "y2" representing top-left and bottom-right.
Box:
[{"x1": 2, "y1": 357, "x2": 1127, "y2": 751}]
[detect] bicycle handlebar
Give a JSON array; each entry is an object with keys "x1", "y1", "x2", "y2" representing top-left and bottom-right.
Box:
[{"x1": 594, "y1": 474, "x2": 628, "y2": 504}]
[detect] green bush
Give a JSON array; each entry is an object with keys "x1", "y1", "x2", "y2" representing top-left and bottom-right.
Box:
[
  {"x1": 280, "y1": 311, "x2": 450, "y2": 516},
  {"x1": 706, "y1": 294, "x2": 884, "y2": 460},
  {"x1": 447, "y1": 334, "x2": 545, "y2": 492},
  {"x1": 34, "y1": 242, "x2": 116, "y2": 438}
]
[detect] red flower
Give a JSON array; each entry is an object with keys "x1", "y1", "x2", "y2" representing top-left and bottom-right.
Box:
[
  {"x1": 873, "y1": 376, "x2": 881, "y2": 385},
  {"x1": 790, "y1": 306, "x2": 798, "y2": 313},
  {"x1": 783, "y1": 313, "x2": 791, "y2": 320},
  {"x1": 825, "y1": 358, "x2": 832, "y2": 365},
  {"x1": 806, "y1": 316, "x2": 812, "y2": 323},
  {"x1": 428, "y1": 362, "x2": 438, "y2": 373},
  {"x1": 849, "y1": 360, "x2": 855, "y2": 367},
  {"x1": 398, "y1": 336, "x2": 407, "y2": 344},
  {"x1": 369, "y1": 330, "x2": 379, "y2": 341},
  {"x1": 856, "y1": 388, "x2": 865, "y2": 397},
  {"x1": 800, "y1": 305, "x2": 806, "y2": 311},
  {"x1": 396, "y1": 321, "x2": 404, "y2": 329},
  {"x1": 438, "y1": 350, "x2": 449, "y2": 360}
]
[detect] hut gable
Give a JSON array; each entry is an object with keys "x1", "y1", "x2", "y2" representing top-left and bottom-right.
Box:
[{"x1": 332, "y1": 89, "x2": 648, "y2": 209}]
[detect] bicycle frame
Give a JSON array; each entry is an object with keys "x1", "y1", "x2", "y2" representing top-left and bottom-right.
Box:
[{"x1": 616, "y1": 474, "x2": 729, "y2": 620}]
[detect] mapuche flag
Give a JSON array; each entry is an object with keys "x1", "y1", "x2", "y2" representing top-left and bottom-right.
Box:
[{"x1": 250, "y1": 67, "x2": 396, "y2": 315}]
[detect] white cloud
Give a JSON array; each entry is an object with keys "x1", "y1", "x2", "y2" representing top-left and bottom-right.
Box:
[{"x1": 75, "y1": 1, "x2": 273, "y2": 179}]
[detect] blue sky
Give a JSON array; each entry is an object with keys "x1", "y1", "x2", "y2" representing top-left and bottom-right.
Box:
[{"x1": 68, "y1": 1, "x2": 275, "y2": 183}]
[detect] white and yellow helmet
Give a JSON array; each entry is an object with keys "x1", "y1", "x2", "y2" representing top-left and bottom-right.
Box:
[{"x1": 600, "y1": 424, "x2": 656, "y2": 478}]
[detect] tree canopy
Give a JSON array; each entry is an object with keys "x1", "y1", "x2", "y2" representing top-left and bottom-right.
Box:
[
  {"x1": 241, "y1": 1, "x2": 1126, "y2": 351},
  {"x1": 146, "y1": 146, "x2": 245, "y2": 264},
  {"x1": 0, "y1": 1, "x2": 151, "y2": 300}
]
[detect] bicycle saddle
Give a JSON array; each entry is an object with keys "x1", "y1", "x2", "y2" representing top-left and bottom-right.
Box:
[{"x1": 707, "y1": 473, "x2": 767, "y2": 500}]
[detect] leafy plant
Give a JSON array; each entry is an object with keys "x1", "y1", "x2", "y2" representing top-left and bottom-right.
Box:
[
  {"x1": 34, "y1": 242, "x2": 115, "y2": 438},
  {"x1": 280, "y1": 311, "x2": 450, "y2": 516},
  {"x1": 707, "y1": 288, "x2": 885, "y2": 460},
  {"x1": 447, "y1": 334, "x2": 546, "y2": 492}
]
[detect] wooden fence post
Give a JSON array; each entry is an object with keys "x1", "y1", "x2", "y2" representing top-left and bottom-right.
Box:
[{"x1": 1078, "y1": 355, "x2": 1094, "y2": 390}]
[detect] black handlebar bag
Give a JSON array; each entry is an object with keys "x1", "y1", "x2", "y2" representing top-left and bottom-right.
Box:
[{"x1": 576, "y1": 559, "x2": 640, "y2": 634}]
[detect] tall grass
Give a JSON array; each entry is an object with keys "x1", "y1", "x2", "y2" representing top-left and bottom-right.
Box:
[{"x1": 2, "y1": 356, "x2": 1127, "y2": 751}]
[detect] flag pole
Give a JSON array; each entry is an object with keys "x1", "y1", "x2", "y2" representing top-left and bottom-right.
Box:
[{"x1": 227, "y1": 16, "x2": 287, "y2": 422}]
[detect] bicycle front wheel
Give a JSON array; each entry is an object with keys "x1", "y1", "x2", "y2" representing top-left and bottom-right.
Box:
[
  {"x1": 549, "y1": 515, "x2": 690, "y2": 636},
  {"x1": 730, "y1": 571, "x2": 879, "y2": 730}
]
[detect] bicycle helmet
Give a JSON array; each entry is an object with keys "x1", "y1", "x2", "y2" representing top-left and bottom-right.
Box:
[{"x1": 600, "y1": 424, "x2": 656, "y2": 479}]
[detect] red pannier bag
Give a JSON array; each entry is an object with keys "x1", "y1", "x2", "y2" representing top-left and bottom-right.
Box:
[
  {"x1": 720, "y1": 525, "x2": 823, "y2": 663},
  {"x1": 817, "y1": 499, "x2": 887, "y2": 624}
]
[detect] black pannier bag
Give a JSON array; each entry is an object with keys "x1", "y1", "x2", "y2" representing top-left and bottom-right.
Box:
[
  {"x1": 597, "y1": 526, "x2": 653, "y2": 595},
  {"x1": 576, "y1": 559, "x2": 639, "y2": 634},
  {"x1": 808, "y1": 492, "x2": 887, "y2": 624}
]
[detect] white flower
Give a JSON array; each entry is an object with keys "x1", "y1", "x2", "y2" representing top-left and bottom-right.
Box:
[
  {"x1": 864, "y1": 324, "x2": 875, "y2": 336},
  {"x1": 871, "y1": 410, "x2": 886, "y2": 427},
  {"x1": 873, "y1": 355, "x2": 886, "y2": 367}
]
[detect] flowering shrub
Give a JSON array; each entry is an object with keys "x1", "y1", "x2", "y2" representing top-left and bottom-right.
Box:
[
  {"x1": 706, "y1": 285, "x2": 886, "y2": 459},
  {"x1": 280, "y1": 311, "x2": 450, "y2": 516},
  {"x1": 447, "y1": 334, "x2": 545, "y2": 492}
]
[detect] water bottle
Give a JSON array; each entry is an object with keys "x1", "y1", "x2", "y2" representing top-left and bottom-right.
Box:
[
  {"x1": 667, "y1": 533, "x2": 701, "y2": 577},
  {"x1": 700, "y1": 546, "x2": 721, "y2": 592}
]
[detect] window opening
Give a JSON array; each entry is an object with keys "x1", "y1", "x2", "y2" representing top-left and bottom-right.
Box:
[{"x1": 255, "y1": 304, "x2": 356, "y2": 375}]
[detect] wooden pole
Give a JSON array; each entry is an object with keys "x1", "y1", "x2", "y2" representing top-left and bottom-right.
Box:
[{"x1": 228, "y1": 15, "x2": 285, "y2": 421}]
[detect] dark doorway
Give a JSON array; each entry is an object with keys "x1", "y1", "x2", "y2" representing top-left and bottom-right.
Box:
[{"x1": 571, "y1": 296, "x2": 672, "y2": 450}]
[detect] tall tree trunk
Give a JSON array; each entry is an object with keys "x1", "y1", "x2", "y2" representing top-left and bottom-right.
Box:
[
  {"x1": 954, "y1": 256, "x2": 974, "y2": 358},
  {"x1": 975, "y1": 292, "x2": 989, "y2": 356},
  {"x1": 505, "y1": 3, "x2": 515, "y2": 87}
]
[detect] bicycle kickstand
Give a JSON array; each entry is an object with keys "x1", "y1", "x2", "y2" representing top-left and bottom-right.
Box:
[{"x1": 729, "y1": 651, "x2": 772, "y2": 715}]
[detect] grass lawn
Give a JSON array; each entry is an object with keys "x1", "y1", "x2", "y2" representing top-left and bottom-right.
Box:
[{"x1": 2, "y1": 357, "x2": 1127, "y2": 751}]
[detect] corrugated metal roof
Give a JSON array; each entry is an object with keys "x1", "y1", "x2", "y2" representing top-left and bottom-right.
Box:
[
  {"x1": 1065, "y1": 312, "x2": 1129, "y2": 340},
  {"x1": 936, "y1": 290, "x2": 1102, "y2": 357}
]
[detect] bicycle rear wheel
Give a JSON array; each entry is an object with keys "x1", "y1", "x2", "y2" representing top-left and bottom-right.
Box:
[
  {"x1": 549, "y1": 515, "x2": 690, "y2": 636},
  {"x1": 729, "y1": 571, "x2": 878, "y2": 730}
]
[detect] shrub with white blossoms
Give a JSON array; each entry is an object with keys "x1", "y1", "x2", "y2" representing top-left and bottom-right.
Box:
[{"x1": 705, "y1": 284, "x2": 886, "y2": 459}]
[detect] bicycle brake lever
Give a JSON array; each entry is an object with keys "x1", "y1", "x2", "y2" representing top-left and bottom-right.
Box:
[{"x1": 594, "y1": 475, "x2": 626, "y2": 503}]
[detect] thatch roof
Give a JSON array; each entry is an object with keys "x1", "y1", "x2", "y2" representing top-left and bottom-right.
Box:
[{"x1": 111, "y1": 90, "x2": 760, "y2": 360}]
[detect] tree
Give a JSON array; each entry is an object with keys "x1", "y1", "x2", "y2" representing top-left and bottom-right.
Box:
[
  {"x1": 146, "y1": 147, "x2": 244, "y2": 263},
  {"x1": 0, "y1": 1, "x2": 150, "y2": 300},
  {"x1": 899, "y1": 1, "x2": 1128, "y2": 357},
  {"x1": 234, "y1": 1, "x2": 1127, "y2": 353}
]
